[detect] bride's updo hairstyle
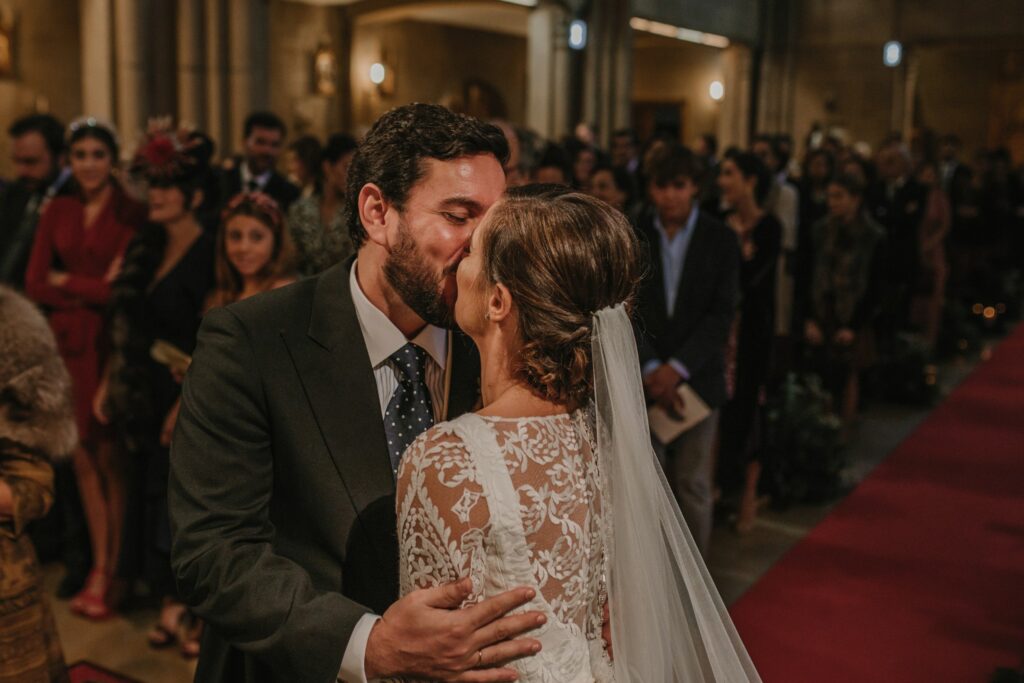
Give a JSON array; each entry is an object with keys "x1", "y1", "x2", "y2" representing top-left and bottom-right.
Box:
[{"x1": 480, "y1": 184, "x2": 640, "y2": 409}]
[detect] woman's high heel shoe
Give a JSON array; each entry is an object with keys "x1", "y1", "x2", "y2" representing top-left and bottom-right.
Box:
[{"x1": 69, "y1": 569, "x2": 120, "y2": 621}]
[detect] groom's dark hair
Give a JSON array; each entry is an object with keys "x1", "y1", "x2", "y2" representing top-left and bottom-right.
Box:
[{"x1": 346, "y1": 103, "x2": 510, "y2": 248}]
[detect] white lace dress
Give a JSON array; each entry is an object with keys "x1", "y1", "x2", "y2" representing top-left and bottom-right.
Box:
[{"x1": 396, "y1": 411, "x2": 615, "y2": 683}]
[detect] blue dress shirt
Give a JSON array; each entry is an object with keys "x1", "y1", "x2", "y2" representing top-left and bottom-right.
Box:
[{"x1": 643, "y1": 205, "x2": 699, "y2": 380}]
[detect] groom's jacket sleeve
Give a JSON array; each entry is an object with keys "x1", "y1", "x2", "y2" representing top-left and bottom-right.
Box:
[{"x1": 168, "y1": 306, "x2": 369, "y2": 683}]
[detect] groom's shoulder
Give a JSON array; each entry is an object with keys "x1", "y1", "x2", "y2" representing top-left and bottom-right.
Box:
[{"x1": 225, "y1": 276, "x2": 318, "y2": 330}]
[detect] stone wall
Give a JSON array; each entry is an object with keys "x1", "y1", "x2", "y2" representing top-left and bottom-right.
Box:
[
  {"x1": 632, "y1": 35, "x2": 725, "y2": 146},
  {"x1": 784, "y1": 0, "x2": 1024, "y2": 157},
  {"x1": 267, "y1": 0, "x2": 350, "y2": 142},
  {"x1": 349, "y1": 19, "x2": 527, "y2": 133},
  {"x1": 0, "y1": 0, "x2": 82, "y2": 177}
]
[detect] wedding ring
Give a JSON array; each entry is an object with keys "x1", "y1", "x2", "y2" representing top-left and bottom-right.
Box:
[{"x1": 476, "y1": 650, "x2": 484, "y2": 667}]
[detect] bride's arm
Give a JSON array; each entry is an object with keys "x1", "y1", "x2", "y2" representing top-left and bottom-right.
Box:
[{"x1": 396, "y1": 427, "x2": 491, "y2": 602}]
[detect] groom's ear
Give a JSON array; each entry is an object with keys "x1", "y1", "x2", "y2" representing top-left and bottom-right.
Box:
[
  {"x1": 489, "y1": 283, "x2": 514, "y2": 324},
  {"x1": 359, "y1": 183, "x2": 393, "y2": 248}
]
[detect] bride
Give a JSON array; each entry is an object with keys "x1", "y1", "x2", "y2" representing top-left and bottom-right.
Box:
[{"x1": 396, "y1": 187, "x2": 760, "y2": 682}]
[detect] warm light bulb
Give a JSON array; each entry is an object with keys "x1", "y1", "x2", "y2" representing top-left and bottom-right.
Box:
[
  {"x1": 709, "y1": 80, "x2": 725, "y2": 101},
  {"x1": 369, "y1": 63, "x2": 386, "y2": 85}
]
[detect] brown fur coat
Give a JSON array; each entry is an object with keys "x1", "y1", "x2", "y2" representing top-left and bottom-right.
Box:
[{"x1": 0, "y1": 286, "x2": 76, "y2": 461}]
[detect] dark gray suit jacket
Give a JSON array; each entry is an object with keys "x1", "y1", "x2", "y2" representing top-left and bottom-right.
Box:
[
  {"x1": 168, "y1": 260, "x2": 480, "y2": 682},
  {"x1": 633, "y1": 206, "x2": 741, "y2": 410}
]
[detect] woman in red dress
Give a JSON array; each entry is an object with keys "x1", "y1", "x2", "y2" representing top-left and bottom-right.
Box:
[{"x1": 24, "y1": 118, "x2": 145, "y2": 619}]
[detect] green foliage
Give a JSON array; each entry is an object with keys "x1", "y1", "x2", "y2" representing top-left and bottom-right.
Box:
[
  {"x1": 880, "y1": 333, "x2": 941, "y2": 406},
  {"x1": 764, "y1": 373, "x2": 845, "y2": 506},
  {"x1": 937, "y1": 302, "x2": 984, "y2": 358}
]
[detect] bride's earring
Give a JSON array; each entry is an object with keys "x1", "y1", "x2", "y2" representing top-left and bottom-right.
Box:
[{"x1": 485, "y1": 312, "x2": 491, "y2": 321}]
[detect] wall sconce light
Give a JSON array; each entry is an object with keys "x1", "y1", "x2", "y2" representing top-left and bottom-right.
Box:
[
  {"x1": 369, "y1": 63, "x2": 386, "y2": 85},
  {"x1": 369, "y1": 61, "x2": 395, "y2": 96},
  {"x1": 709, "y1": 80, "x2": 724, "y2": 101},
  {"x1": 313, "y1": 44, "x2": 337, "y2": 96},
  {"x1": 883, "y1": 41, "x2": 902, "y2": 68},
  {"x1": 569, "y1": 20, "x2": 587, "y2": 50}
]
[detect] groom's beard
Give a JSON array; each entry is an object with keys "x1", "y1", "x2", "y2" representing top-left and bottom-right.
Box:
[{"x1": 383, "y1": 220, "x2": 458, "y2": 330}]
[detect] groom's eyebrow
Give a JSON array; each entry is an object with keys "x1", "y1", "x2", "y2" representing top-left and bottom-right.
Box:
[{"x1": 439, "y1": 197, "x2": 484, "y2": 214}]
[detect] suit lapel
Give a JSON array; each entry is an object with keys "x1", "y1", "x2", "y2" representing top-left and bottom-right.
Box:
[
  {"x1": 672, "y1": 217, "x2": 708, "y2": 321},
  {"x1": 639, "y1": 212, "x2": 670, "y2": 324},
  {"x1": 221, "y1": 167, "x2": 242, "y2": 201},
  {"x1": 283, "y1": 260, "x2": 395, "y2": 511}
]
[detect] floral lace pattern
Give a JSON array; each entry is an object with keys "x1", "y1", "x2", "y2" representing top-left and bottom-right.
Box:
[{"x1": 396, "y1": 411, "x2": 614, "y2": 682}]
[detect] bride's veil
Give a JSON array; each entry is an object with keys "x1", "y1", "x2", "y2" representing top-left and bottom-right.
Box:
[{"x1": 592, "y1": 304, "x2": 761, "y2": 682}]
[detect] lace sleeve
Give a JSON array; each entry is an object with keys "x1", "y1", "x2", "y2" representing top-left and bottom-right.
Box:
[{"x1": 396, "y1": 425, "x2": 490, "y2": 604}]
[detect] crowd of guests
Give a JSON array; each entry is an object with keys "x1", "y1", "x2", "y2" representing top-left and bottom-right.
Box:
[
  {"x1": 0, "y1": 105, "x2": 1021, "y2": 677},
  {"x1": 0, "y1": 110, "x2": 334, "y2": 672}
]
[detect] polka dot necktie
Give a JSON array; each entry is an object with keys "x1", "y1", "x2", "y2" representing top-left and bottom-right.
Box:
[{"x1": 384, "y1": 343, "x2": 435, "y2": 475}]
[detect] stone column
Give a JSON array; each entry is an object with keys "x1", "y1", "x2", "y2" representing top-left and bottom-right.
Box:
[
  {"x1": 718, "y1": 44, "x2": 754, "y2": 150},
  {"x1": 113, "y1": 0, "x2": 146, "y2": 155},
  {"x1": 205, "y1": 0, "x2": 229, "y2": 155},
  {"x1": 177, "y1": 0, "x2": 205, "y2": 128},
  {"x1": 582, "y1": 0, "x2": 632, "y2": 147},
  {"x1": 228, "y1": 0, "x2": 270, "y2": 152},
  {"x1": 79, "y1": 0, "x2": 114, "y2": 121},
  {"x1": 526, "y1": 1, "x2": 570, "y2": 140},
  {"x1": 755, "y1": 0, "x2": 797, "y2": 135},
  {"x1": 901, "y1": 49, "x2": 918, "y2": 143}
]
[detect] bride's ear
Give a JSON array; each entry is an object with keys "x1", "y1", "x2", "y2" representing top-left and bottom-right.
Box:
[{"x1": 488, "y1": 283, "x2": 514, "y2": 324}]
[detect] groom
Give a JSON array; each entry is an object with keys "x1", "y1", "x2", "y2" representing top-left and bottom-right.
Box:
[{"x1": 169, "y1": 105, "x2": 545, "y2": 682}]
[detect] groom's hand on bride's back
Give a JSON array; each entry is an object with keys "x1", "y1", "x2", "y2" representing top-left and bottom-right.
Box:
[{"x1": 363, "y1": 577, "x2": 545, "y2": 681}]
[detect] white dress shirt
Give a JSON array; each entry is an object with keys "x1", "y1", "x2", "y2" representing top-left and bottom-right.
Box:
[
  {"x1": 240, "y1": 161, "x2": 272, "y2": 192},
  {"x1": 338, "y1": 260, "x2": 450, "y2": 683}
]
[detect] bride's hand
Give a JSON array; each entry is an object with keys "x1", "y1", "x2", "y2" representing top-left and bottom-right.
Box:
[{"x1": 363, "y1": 578, "x2": 546, "y2": 681}]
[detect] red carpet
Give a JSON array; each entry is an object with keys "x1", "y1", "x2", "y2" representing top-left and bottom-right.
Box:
[
  {"x1": 67, "y1": 660, "x2": 141, "y2": 683},
  {"x1": 731, "y1": 325, "x2": 1024, "y2": 682}
]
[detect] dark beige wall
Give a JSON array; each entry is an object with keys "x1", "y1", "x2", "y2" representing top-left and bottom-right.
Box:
[
  {"x1": 632, "y1": 36, "x2": 725, "y2": 144},
  {"x1": 268, "y1": 0, "x2": 350, "y2": 141},
  {"x1": 916, "y1": 46, "x2": 1024, "y2": 158},
  {"x1": 349, "y1": 19, "x2": 527, "y2": 132},
  {"x1": 0, "y1": 1, "x2": 82, "y2": 177},
  {"x1": 790, "y1": 0, "x2": 1024, "y2": 156}
]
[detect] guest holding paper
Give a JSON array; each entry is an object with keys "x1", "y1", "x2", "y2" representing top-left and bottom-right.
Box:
[
  {"x1": 633, "y1": 143, "x2": 740, "y2": 555},
  {"x1": 94, "y1": 122, "x2": 214, "y2": 657}
]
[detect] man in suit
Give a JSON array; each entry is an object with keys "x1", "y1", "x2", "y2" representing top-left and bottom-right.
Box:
[
  {"x1": 219, "y1": 111, "x2": 301, "y2": 213},
  {"x1": 0, "y1": 114, "x2": 70, "y2": 288},
  {"x1": 634, "y1": 143, "x2": 740, "y2": 555},
  {"x1": 866, "y1": 142, "x2": 926, "y2": 346},
  {"x1": 169, "y1": 104, "x2": 544, "y2": 683}
]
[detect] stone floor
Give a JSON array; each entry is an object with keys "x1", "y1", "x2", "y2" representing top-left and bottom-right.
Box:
[
  {"x1": 45, "y1": 566, "x2": 196, "y2": 683},
  {"x1": 44, "y1": 344, "x2": 994, "y2": 683}
]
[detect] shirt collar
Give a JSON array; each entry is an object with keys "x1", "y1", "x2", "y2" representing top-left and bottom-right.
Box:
[
  {"x1": 653, "y1": 204, "x2": 699, "y2": 238},
  {"x1": 349, "y1": 260, "x2": 448, "y2": 370},
  {"x1": 241, "y1": 161, "x2": 272, "y2": 189}
]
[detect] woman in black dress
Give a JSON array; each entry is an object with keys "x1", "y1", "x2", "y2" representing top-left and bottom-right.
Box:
[
  {"x1": 716, "y1": 151, "x2": 781, "y2": 533},
  {"x1": 95, "y1": 126, "x2": 215, "y2": 657}
]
